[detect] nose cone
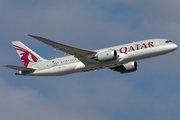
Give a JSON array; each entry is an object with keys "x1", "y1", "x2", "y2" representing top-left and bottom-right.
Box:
[
  {"x1": 165, "y1": 43, "x2": 178, "y2": 52},
  {"x1": 173, "y1": 43, "x2": 178, "y2": 50}
]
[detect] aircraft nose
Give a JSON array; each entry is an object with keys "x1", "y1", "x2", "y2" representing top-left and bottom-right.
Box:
[
  {"x1": 173, "y1": 43, "x2": 178, "y2": 50},
  {"x1": 165, "y1": 43, "x2": 178, "y2": 52}
]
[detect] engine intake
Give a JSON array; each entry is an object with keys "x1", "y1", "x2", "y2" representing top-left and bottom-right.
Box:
[{"x1": 96, "y1": 50, "x2": 117, "y2": 62}]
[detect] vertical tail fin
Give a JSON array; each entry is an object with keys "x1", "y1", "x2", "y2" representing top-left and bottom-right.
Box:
[{"x1": 12, "y1": 41, "x2": 46, "y2": 67}]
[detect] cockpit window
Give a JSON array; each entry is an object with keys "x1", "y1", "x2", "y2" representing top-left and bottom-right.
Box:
[{"x1": 165, "y1": 40, "x2": 172, "y2": 43}]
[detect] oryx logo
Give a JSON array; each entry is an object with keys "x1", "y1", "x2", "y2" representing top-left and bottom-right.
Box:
[{"x1": 14, "y1": 45, "x2": 38, "y2": 67}]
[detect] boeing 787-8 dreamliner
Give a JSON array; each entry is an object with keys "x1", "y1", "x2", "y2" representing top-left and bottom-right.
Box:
[{"x1": 4, "y1": 34, "x2": 178, "y2": 76}]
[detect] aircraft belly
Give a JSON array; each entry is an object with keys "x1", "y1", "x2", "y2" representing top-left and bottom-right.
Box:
[
  {"x1": 31, "y1": 63, "x2": 79, "y2": 76},
  {"x1": 76, "y1": 61, "x2": 123, "y2": 72}
]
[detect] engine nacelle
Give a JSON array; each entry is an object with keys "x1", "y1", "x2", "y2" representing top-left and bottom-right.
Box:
[
  {"x1": 96, "y1": 50, "x2": 117, "y2": 62},
  {"x1": 114, "y1": 61, "x2": 137, "y2": 74}
]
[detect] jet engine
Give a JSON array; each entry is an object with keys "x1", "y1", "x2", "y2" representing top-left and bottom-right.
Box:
[
  {"x1": 113, "y1": 61, "x2": 137, "y2": 73},
  {"x1": 95, "y1": 50, "x2": 117, "y2": 62}
]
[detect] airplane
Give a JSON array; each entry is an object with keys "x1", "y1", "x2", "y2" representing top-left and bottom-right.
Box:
[{"x1": 4, "y1": 34, "x2": 178, "y2": 76}]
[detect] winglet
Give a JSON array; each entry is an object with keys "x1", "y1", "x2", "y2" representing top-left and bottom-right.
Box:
[
  {"x1": 26, "y1": 34, "x2": 44, "y2": 40},
  {"x1": 26, "y1": 34, "x2": 35, "y2": 37}
]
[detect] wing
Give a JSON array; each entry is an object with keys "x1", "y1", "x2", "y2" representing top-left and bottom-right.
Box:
[{"x1": 27, "y1": 34, "x2": 97, "y2": 65}]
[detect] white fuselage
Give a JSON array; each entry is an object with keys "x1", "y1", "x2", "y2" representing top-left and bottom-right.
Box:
[{"x1": 27, "y1": 39, "x2": 178, "y2": 76}]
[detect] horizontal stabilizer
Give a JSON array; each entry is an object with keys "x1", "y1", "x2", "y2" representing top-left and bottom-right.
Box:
[{"x1": 4, "y1": 65, "x2": 35, "y2": 71}]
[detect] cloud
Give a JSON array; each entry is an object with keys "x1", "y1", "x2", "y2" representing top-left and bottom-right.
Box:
[
  {"x1": 0, "y1": 78, "x2": 47, "y2": 120},
  {"x1": 0, "y1": 77, "x2": 111, "y2": 120}
]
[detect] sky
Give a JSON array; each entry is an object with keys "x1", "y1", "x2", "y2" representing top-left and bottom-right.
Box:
[{"x1": 0, "y1": 0, "x2": 180, "y2": 120}]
